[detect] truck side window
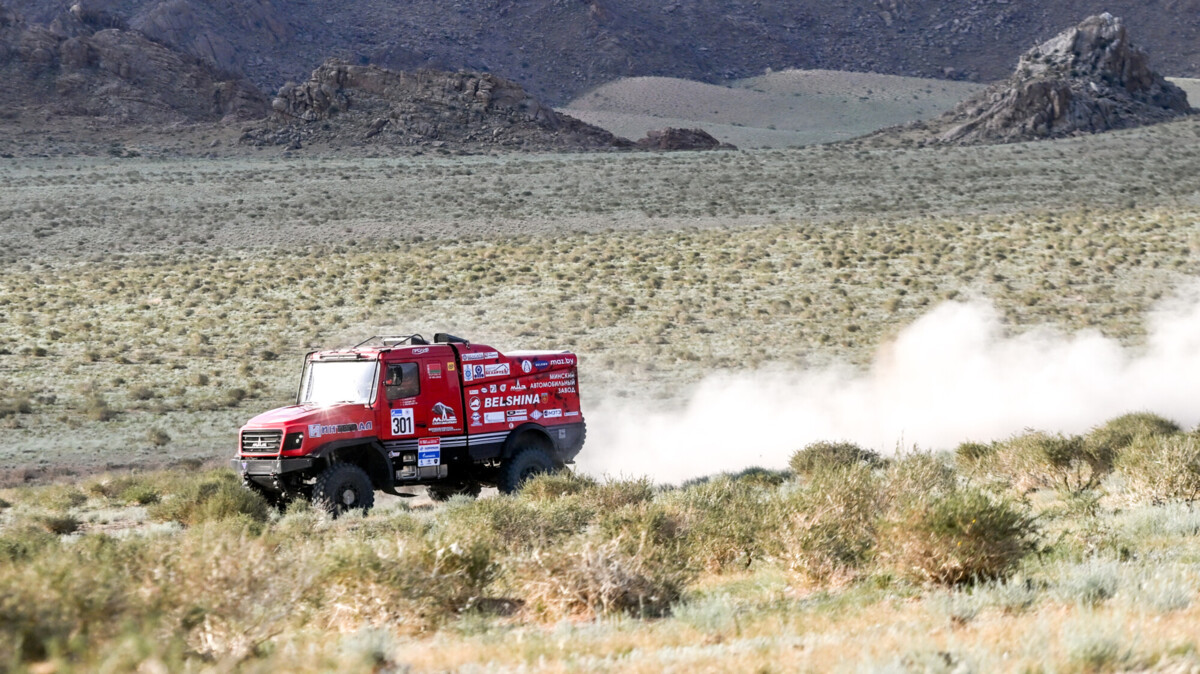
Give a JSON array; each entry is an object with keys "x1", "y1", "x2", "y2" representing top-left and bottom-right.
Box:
[{"x1": 385, "y1": 363, "x2": 420, "y2": 400}]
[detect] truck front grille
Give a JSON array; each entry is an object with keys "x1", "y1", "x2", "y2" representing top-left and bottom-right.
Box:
[{"x1": 241, "y1": 429, "x2": 282, "y2": 455}]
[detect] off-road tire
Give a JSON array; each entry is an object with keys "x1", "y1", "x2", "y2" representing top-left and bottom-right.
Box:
[
  {"x1": 498, "y1": 447, "x2": 555, "y2": 494},
  {"x1": 311, "y1": 462, "x2": 375, "y2": 516},
  {"x1": 427, "y1": 481, "x2": 483, "y2": 502}
]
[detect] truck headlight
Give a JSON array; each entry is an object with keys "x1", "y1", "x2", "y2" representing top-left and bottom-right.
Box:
[{"x1": 283, "y1": 432, "x2": 304, "y2": 450}]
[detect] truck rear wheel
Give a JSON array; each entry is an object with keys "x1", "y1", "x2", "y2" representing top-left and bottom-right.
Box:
[
  {"x1": 312, "y1": 462, "x2": 375, "y2": 516},
  {"x1": 498, "y1": 447, "x2": 555, "y2": 494}
]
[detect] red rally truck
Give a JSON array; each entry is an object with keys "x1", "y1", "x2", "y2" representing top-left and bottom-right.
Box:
[{"x1": 231, "y1": 334, "x2": 585, "y2": 513}]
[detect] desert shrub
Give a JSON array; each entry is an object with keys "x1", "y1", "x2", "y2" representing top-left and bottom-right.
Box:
[
  {"x1": 149, "y1": 473, "x2": 269, "y2": 526},
  {"x1": 594, "y1": 501, "x2": 685, "y2": 562},
  {"x1": 727, "y1": 466, "x2": 791, "y2": 487},
  {"x1": 955, "y1": 441, "x2": 996, "y2": 463},
  {"x1": 516, "y1": 538, "x2": 687, "y2": 620},
  {"x1": 146, "y1": 427, "x2": 171, "y2": 447},
  {"x1": 878, "y1": 486, "x2": 1038, "y2": 586},
  {"x1": 1086, "y1": 412, "x2": 1180, "y2": 457},
  {"x1": 666, "y1": 477, "x2": 775, "y2": 572},
  {"x1": 320, "y1": 532, "x2": 496, "y2": 629},
  {"x1": 0, "y1": 525, "x2": 57, "y2": 562},
  {"x1": 1116, "y1": 434, "x2": 1200, "y2": 504},
  {"x1": 965, "y1": 431, "x2": 1112, "y2": 494},
  {"x1": 789, "y1": 441, "x2": 882, "y2": 477},
  {"x1": 779, "y1": 463, "x2": 882, "y2": 581},
  {"x1": 587, "y1": 477, "x2": 655, "y2": 510},
  {"x1": 21, "y1": 484, "x2": 88, "y2": 511},
  {"x1": 518, "y1": 471, "x2": 597, "y2": 502},
  {"x1": 883, "y1": 451, "x2": 956, "y2": 511},
  {"x1": 33, "y1": 513, "x2": 80, "y2": 535},
  {"x1": 434, "y1": 494, "x2": 593, "y2": 553}
]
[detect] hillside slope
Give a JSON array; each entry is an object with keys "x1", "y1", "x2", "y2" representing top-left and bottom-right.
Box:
[{"x1": 4, "y1": 0, "x2": 1200, "y2": 106}]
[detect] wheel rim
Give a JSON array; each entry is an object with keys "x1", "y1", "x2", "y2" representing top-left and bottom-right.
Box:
[{"x1": 341, "y1": 487, "x2": 357, "y2": 506}]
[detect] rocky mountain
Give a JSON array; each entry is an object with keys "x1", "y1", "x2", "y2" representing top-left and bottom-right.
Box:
[
  {"x1": 0, "y1": 2, "x2": 266, "y2": 123},
  {"x1": 240, "y1": 60, "x2": 628, "y2": 152},
  {"x1": 4, "y1": 0, "x2": 1200, "y2": 106},
  {"x1": 887, "y1": 14, "x2": 1193, "y2": 145}
]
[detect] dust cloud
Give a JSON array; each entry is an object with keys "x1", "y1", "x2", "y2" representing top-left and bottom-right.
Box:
[{"x1": 578, "y1": 289, "x2": 1200, "y2": 483}]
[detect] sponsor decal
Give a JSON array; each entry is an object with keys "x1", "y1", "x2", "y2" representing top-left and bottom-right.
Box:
[
  {"x1": 412, "y1": 347, "x2": 430, "y2": 355},
  {"x1": 427, "y1": 362, "x2": 442, "y2": 379},
  {"x1": 549, "y1": 372, "x2": 575, "y2": 380},
  {"x1": 468, "y1": 389, "x2": 479, "y2": 395},
  {"x1": 534, "y1": 360, "x2": 550, "y2": 370},
  {"x1": 431, "y1": 402, "x2": 457, "y2": 425},
  {"x1": 521, "y1": 360, "x2": 533, "y2": 374},
  {"x1": 483, "y1": 411, "x2": 505, "y2": 424},
  {"x1": 462, "y1": 351, "x2": 499, "y2": 362},
  {"x1": 484, "y1": 363, "x2": 510, "y2": 377},
  {"x1": 510, "y1": 381, "x2": 527, "y2": 391},
  {"x1": 489, "y1": 384, "x2": 498, "y2": 393},
  {"x1": 565, "y1": 411, "x2": 580, "y2": 417},
  {"x1": 469, "y1": 397, "x2": 481, "y2": 411},
  {"x1": 447, "y1": 362, "x2": 455, "y2": 371},
  {"x1": 307, "y1": 421, "x2": 373, "y2": 439},
  {"x1": 471, "y1": 412, "x2": 481, "y2": 426},
  {"x1": 530, "y1": 410, "x2": 543, "y2": 421},
  {"x1": 531, "y1": 380, "x2": 574, "y2": 390},
  {"x1": 391, "y1": 408, "x2": 415, "y2": 435},
  {"x1": 500, "y1": 384, "x2": 507, "y2": 392},
  {"x1": 558, "y1": 387, "x2": 577, "y2": 394},
  {"x1": 543, "y1": 409, "x2": 563, "y2": 419},
  {"x1": 507, "y1": 409, "x2": 528, "y2": 422},
  {"x1": 417, "y1": 437, "x2": 441, "y2": 467},
  {"x1": 541, "y1": 393, "x2": 549, "y2": 403},
  {"x1": 483, "y1": 394, "x2": 541, "y2": 408},
  {"x1": 549, "y1": 358, "x2": 574, "y2": 366},
  {"x1": 463, "y1": 364, "x2": 485, "y2": 382}
]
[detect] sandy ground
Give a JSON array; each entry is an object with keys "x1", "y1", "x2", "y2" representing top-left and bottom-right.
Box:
[{"x1": 561, "y1": 70, "x2": 985, "y2": 148}]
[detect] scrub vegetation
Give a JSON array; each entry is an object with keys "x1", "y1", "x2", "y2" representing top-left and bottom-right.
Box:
[
  {"x1": 2, "y1": 415, "x2": 1200, "y2": 671},
  {"x1": 4, "y1": 98, "x2": 1200, "y2": 671}
]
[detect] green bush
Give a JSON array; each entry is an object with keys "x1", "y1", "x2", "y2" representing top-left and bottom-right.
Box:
[
  {"x1": 433, "y1": 494, "x2": 593, "y2": 553},
  {"x1": 965, "y1": 431, "x2": 1112, "y2": 494},
  {"x1": 789, "y1": 441, "x2": 882, "y2": 477},
  {"x1": 779, "y1": 463, "x2": 882, "y2": 580},
  {"x1": 1116, "y1": 434, "x2": 1200, "y2": 504},
  {"x1": 516, "y1": 539, "x2": 687, "y2": 620},
  {"x1": 666, "y1": 477, "x2": 775, "y2": 572},
  {"x1": 149, "y1": 473, "x2": 269, "y2": 526},
  {"x1": 878, "y1": 487, "x2": 1038, "y2": 586},
  {"x1": 518, "y1": 471, "x2": 596, "y2": 502},
  {"x1": 1085, "y1": 412, "x2": 1180, "y2": 457}
]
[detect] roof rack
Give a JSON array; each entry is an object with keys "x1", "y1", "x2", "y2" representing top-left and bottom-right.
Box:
[
  {"x1": 434, "y1": 333, "x2": 470, "y2": 345},
  {"x1": 351, "y1": 334, "x2": 429, "y2": 349}
]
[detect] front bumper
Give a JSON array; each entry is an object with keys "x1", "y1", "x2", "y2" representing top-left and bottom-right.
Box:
[{"x1": 231, "y1": 457, "x2": 315, "y2": 476}]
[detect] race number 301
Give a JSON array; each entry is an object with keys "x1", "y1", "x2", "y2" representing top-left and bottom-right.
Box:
[{"x1": 390, "y1": 408, "x2": 414, "y2": 435}]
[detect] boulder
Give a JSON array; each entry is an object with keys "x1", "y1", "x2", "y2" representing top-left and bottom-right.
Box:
[
  {"x1": 925, "y1": 13, "x2": 1193, "y2": 145},
  {"x1": 246, "y1": 59, "x2": 630, "y2": 151},
  {"x1": 0, "y1": 4, "x2": 267, "y2": 123},
  {"x1": 634, "y1": 127, "x2": 736, "y2": 151}
]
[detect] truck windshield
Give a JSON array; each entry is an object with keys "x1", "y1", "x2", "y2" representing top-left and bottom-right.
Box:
[{"x1": 298, "y1": 360, "x2": 379, "y2": 406}]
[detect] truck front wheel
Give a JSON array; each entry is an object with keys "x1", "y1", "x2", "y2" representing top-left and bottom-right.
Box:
[
  {"x1": 312, "y1": 462, "x2": 375, "y2": 516},
  {"x1": 498, "y1": 447, "x2": 555, "y2": 494}
]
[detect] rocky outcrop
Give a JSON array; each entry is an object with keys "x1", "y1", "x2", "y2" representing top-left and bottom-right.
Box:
[
  {"x1": 243, "y1": 60, "x2": 630, "y2": 151},
  {"x1": 0, "y1": 2, "x2": 267, "y2": 123},
  {"x1": 913, "y1": 14, "x2": 1193, "y2": 145},
  {"x1": 634, "y1": 127, "x2": 736, "y2": 151}
]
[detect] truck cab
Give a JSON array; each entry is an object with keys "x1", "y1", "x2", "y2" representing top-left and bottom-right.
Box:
[{"x1": 232, "y1": 334, "x2": 586, "y2": 513}]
